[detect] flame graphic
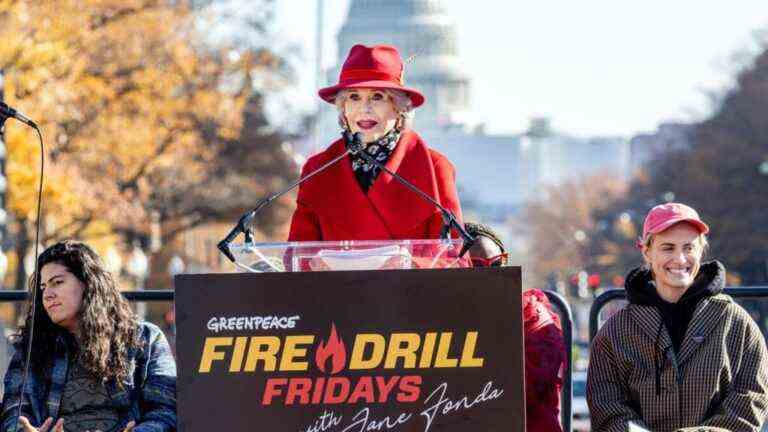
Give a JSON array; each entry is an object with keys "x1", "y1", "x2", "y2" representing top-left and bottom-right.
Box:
[{"x1": 315, "y1": 323, "x2": 347, "y2": 374}]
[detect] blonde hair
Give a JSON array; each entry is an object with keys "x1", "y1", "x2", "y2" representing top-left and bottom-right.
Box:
[{"x1": 333, "y1": 88, "x2": 415, "y2": 131}]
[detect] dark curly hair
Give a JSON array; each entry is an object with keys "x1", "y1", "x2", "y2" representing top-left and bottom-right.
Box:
[
  {"x1": 464, "y1": 222, "x2": 506, "y2": 252},
  {"x1": 15, "y1": 240, "x2": 141, "y2": 385}
]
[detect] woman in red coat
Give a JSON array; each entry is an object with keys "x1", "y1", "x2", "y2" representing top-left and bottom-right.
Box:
[{"x1": 288, "y1": 44, "x2": 463, "y2": 241}]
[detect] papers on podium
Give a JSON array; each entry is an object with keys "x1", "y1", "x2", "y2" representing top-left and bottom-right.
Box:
[
  {"x1": 314, "y1": 245, "x2": 411, "y2": 271},
  {"x1": 228, "y1": 239, "x2": 465, "y2": 272}
]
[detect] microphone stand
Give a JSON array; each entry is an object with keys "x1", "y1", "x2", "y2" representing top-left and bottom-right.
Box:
[
  {"x1": 344, "y1": 131, "x2": 475, "y2": 258},
  {"x1": 218, "y1": 130, "x2": 476, "y2": 263},
  {"x1": 217, "y1": 148, "x2": 352, "y2": 263},
  {"x1": 1, "y1": 109, "x2": 45, "y2": 427}
]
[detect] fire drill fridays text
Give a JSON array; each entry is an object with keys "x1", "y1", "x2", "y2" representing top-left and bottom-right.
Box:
[
  {"x1": 198, "y1": 331, "x2": 484, "y2": 373},
  {"x1": 197, "y1": 329, "x2": 485, "y2": 406}
]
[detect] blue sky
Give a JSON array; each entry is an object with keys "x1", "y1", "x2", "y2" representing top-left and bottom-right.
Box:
[{"x1": 272, "y1": 0, "x2": 767, "y2": 137}]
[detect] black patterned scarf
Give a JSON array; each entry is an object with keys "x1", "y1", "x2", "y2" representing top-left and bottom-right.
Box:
[{"x1": 350, "y1": 128, "x2": 401, "y2": 193}]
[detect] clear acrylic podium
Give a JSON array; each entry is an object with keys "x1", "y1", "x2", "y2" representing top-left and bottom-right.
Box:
[{"x1": 228, "y1": 239, "x2": 467, "y2": 272}]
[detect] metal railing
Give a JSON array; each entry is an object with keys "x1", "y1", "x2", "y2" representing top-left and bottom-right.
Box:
[
  {"x1": 544, "y1": 290, "x2": 574, "y2": 432},
  {"x1": 0, "y1": 290, "x2": 174, "y2": 302},
  {"x1": 0, "y1": 289, "x2": 579, "y2": 430},
  {"x1": 590, "y1": 286, "x2": 768, "y2": 341}
]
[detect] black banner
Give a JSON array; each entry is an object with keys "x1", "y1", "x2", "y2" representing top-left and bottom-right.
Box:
[{"x1": 176, "y1": 267, "x2": 524, "y2": 432}]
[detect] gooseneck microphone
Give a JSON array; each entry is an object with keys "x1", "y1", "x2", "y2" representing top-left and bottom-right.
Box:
[
  {"x1": 218, "y1": 130, "x2": 476, "y2": 262},
  {"x1": 344, "y1": 131, "x2": 475, "y2": 257},
  {"x1": 0, "y1": 102, "x2": 37, "y2": 128},
  {"x1": 218, "y1": 145, "x2": 354, "y2": 262}
]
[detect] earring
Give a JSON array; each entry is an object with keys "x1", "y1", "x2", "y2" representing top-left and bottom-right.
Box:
[
  {"x1": 340, "y1": 115, "x2": 351, "y2": 132},
  {"x1": 395, "y1": 114, "x2": 405, "y2": 132}
]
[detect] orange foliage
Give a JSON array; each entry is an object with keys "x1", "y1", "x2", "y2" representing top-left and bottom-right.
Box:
[
  {"x1": 0, "y1": 0, "x2": 281, "y2": 240},
  {"x1": 521, "y1": 173, "x2": 628, "y2": 288}
]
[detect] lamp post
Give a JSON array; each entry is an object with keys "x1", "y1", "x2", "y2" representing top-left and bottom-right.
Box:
[
  {"x1": 103, "y1": 246, "x2": 123, "y2": 276},
  {"x1": 24, "y1": 244, "x2": 43, "y2": 278},
  {"x1": 165, "y1": 255, "x2": 184, "y2": 344},
  {"x1": 168, "y1": 255, "x2": 185, "y2": 286},
  {"x1": 126, "y1": 242, "x2": 149, "y2": 319},
  {"x1": 314, "y1": 0, "x2": 324, "y2": 153}
]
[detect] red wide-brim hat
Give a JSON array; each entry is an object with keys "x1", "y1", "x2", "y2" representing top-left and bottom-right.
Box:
[{"x1": 318, "y1": 44, "x2": 425, "y2": 108}]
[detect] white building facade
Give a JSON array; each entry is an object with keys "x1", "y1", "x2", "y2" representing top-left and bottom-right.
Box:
[{"x1": 318, "y1": 0, "x2": 631, "y2": 226}]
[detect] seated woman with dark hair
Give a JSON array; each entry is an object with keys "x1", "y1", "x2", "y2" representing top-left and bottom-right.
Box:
[
  {"x1": 1, "y1": 240, "x2": 176, "y2": 432},
  {"x1": 465, "y1": 222, "x2": 566, "y2": 432}
]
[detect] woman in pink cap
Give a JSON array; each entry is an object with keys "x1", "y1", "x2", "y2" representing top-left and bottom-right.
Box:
[
  {"x1": 288, "y1": 44, "x2": 463, "y2": 242},
  {"x1": 587, "y1": 203, "x2": 768, "y2": 431}
]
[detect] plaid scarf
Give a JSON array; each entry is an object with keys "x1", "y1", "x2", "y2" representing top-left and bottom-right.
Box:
[{"x1": 350, "y1": 128, "x2": 401, "y2": 193}]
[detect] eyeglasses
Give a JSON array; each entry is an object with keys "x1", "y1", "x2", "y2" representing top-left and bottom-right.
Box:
[{"x1": 470, "y1": 253, "x2": 508, "y2": 268}]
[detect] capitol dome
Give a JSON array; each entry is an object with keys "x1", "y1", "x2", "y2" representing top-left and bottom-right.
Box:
[{"x1": 326, "y1": 0, "x2": 471, "y2": 133}]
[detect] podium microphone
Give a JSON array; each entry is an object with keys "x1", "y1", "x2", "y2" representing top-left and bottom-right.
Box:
[
  {"x1": 0, "y1": 102, "x2": 37, "y2": 128},
  {"x1": 218, "y1": 146, "x2": 353, "y2": 263},
  {"x1": 344, "y1": 131, "x2": 475, "y2": 257}
]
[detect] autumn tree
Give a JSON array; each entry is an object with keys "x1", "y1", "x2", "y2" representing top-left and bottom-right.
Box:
[
  {"x1": 0, "y1": 0, "x2": 297, "y2": 288},
  {"x1": 642, "y1": 47, "x2": 768, "y2": 284},
  {"x1": 574, "y1": 44, "x2": 768, "y2": 287},
  {"x1": 519, "y1": 173, "x2": 627, "y2": 292},
  {"x1": 594, "y1": 47, "x2": 768, "y2": 285}
]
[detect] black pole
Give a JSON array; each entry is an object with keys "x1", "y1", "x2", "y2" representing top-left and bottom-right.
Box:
[{"x1": 0, "y1": 71, "x2": 7, "y2": 248}]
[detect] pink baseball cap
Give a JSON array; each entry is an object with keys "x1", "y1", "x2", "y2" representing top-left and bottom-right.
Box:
[{"x1": 641, "y1": 203, "x2": 709, "y2": 244}]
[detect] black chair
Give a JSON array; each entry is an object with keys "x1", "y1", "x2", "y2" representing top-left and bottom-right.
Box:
[{"x1": 544, "y1": 290, "x2": 574, "y2": 432}]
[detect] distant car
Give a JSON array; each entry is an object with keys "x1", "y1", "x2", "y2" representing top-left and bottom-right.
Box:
[{"x1": 571, "y1": 371, "x2": 590, "y2": 431}]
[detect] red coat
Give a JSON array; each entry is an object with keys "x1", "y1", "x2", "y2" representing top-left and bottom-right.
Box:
[
  {"x1": 288, "y1": 130, "x2": 463, "y2": 241},
  {"x1": 524, "y1": 289, "x2": 566, "y2": 432}
]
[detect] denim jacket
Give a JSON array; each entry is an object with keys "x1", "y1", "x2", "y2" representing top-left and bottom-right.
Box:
[{"x1": 1, "y1": 322, "x2": 176, "y2": 432}]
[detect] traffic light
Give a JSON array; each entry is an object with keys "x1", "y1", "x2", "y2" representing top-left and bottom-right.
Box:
[
  {"x1": 568, "y1": 270, "x2": 590, "y2": 298},
  {"x1": 588, "y1": 273, "x2": 601, "y2": 289}
]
